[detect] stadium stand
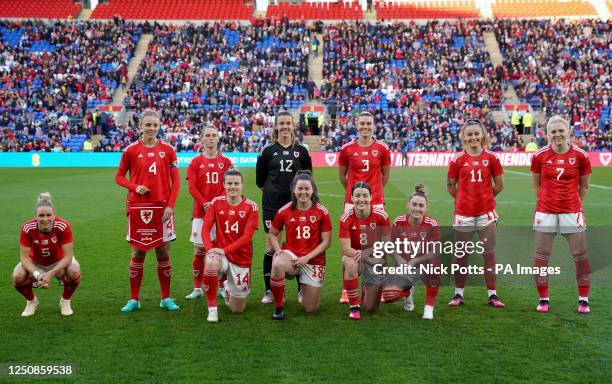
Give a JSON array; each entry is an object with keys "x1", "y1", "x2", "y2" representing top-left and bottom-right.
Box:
[
  {"x1": 491, "y1": 0, "x2": 597, "y2": 18},
  {"x1": 90, "y1": 0, "x2": 254, "y2": 20},
  {"x1": 0, "y1": 0, "x2": 81, "y2": 19},
  {"x1": 1, "y1": 1, "x2": 609, "y2": 153},
  {"x1": 495, "y1": 18, "x2": 610, "y2": 151},
  {"x1": 0, "y1": 20, "x2": 141, "y2": 152},
  {"x1": 114, "y1": 20, "x2": 309, "y2": 152},
  {"x1": 319, "y1": 20, "x2": 519, "y2": 151},
  {"x1": 376, "y1": 0, "x2": 480, "y2": 20},
  {"x1": 266, "y1": 1, "x2": 363, "y2": 20}
]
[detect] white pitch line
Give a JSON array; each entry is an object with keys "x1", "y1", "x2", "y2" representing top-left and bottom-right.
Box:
[
  {"x1": 505, "y1": 170, "x2": 531, "y2": 176},
  {"x1": 506, "y1": 170, "x2": 612, "y2": 190}
]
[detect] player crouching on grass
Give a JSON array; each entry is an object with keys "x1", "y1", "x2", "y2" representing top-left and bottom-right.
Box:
[
  {"x1": 13, "y1": 193, "x2": 81, "y2": 317},
  {"x1": 339, "y1": 182, "x2": 391, "y2": 320},
  {"x1": 382, "y1": 184, "x2": 441, "y2": 320},
  {"x1": 201, "y1": 168, "x2": 259, "y2": 322},
  {"x1": 530, "y1": 116, "x2": 592, "y2": 314},
  {"x1": 268, "y1": 171, "x2": 332, "y2": 320}
]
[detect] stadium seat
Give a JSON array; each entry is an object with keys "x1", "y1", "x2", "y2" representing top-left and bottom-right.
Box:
[
  {"x1": 90, "y1": 0, "x2": 254, "y2": 20},
  {"x1": 0, "y1": 0, "x2": 81, "y2": 18}
]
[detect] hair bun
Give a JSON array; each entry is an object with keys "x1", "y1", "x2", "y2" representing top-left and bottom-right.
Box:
[
  {"x1": 414, "y1": 184, "x2": 427, "y2": 195},
  {"x1": 37, "y1": 192, "x2": 53, "y2": 203}
]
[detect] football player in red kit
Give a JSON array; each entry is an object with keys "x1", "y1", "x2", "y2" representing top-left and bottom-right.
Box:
[
  {"x1": 338, "y1": 111, "x2": 391, "y2": 303},
  {"x1": 115, "y1": 109, "x2": 181, "y2": 313},
  {"x1": 339, "y1": 182, "x2": 391, "y2": 320},
  {"x1": 268, "y1": 171, "x2": 332, "y2": 320},
  {"x1": 447, "y1": 118, "x2": 505, "y2": 308},
  {"x1": 201, "y1": 168, "x2": 259, "y2": 322},
  {"x1": 13, "y1": 193, "x2": 81, "y2": 317},
  {"x1": 383, "y1": 184, "x2": 441, "y2": 320},
  {"x1": 530, "y1": 116, "x2": 592, "y2": 314},
  {"x1": 185, "y1": 125, "x2": 233, "y2": 300}
]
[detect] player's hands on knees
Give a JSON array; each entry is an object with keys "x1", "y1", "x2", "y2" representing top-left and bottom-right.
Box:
[
  {"x1": 206, "y1": 248, "x2": 224, "y2": 260},
  {"x1": 162, "y1": 207, "x2": 173, "y2": 222},
  {"x1": 293, "y1": 256, "x2": 308, "y2": 268},
  {"x1": 38, "y1": 272, "x2": 52, "y2": 289},
  {"x1": 135, "y1": 185, "x2": 149, "y2": 195}
]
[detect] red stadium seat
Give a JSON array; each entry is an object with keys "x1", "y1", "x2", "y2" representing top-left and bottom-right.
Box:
[
  {"x1": 0, "y1": 0, "x2": 81, "y2": 18},
  {"x1": 90, "y1": 0, "x2": 254, "y2": 20}
]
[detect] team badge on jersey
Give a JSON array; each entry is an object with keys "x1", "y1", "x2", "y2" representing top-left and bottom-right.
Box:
[
  {"x1": 141, "y1": 210, "x2": 153, "y2": 224},
  {"x1": 51, "y1": 237, "x2": 57, "y2": 244},
  {"x1": 239, "y1": 211, "x2": 245, "y2": 219},
  {"x1": 569, "y1": 158, "x2": 576, "y2": 165},
  {"x1": 265, "y1": 220, "x2": 271, "y2": 229},
  {"x1": 372, "y1": 150, "x2": 378, "y2": 156},
  {"x1": 159, "y1": 152, "x2": 166, "y2": 158},
  {"x1": 370, "y1": 223, "x2": 377, "y2": 229},
  {"x1": 219, "y1": 163, "x2": 225, "y2": 169},
  {"x1": 294, "y1": 151, "x2": 300, "y2": 158},
  {"x1": 310, "y1": 216, "x2": 317, "y2": 223},
  {"x1": 420, "y1": 231, "x2": 427, "y2": 239},
  {"x1": 483, "y1": 160, "x2": 489, "y2": 166}
]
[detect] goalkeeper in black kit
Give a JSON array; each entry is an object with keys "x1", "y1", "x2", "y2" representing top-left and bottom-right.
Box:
[{"x1": 256, "y1": 111, "x2": 312, "y2": 304}]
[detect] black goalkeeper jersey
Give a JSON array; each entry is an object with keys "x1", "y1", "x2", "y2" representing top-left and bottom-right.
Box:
[{"x1": 256, "y1": 142, "x2": 312, "y2": 211}]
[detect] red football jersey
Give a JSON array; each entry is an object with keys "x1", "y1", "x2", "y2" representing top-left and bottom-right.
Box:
[
  {"x1": 272, "y1": 202, "x2": 333, "y2": 266},
  {"x1": 202, "y1": 196, "x2": 258, "y2": 267},
  {"x1": 116, "y1": 140, "x2": 179, "y2": 206},
  {"x1": 338, "y1": 207, "x2": 391, "y2": 250},
  {"x1": 338, "y1": 140, "x2": 391, "y2": 205},
  {"x1": 392, "y1": 215, "x2": 440, "y2": 262},
  {"x1": 447, "y1": 150, "x2": 503, "y2": 217},
  {"x1": 19, "y1": 217, "x2": 73, "y2": 266},
  {"x1": 530, "y1": 145, "x2": 592, "y2": 214},
  {"x1": 186, "y1": 153, "x2": 233, "y2": 218}
]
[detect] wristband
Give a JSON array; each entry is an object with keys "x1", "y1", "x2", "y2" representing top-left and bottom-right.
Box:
[{"x1": 33, "y1": 271, "x2": 41, "y2": 280}]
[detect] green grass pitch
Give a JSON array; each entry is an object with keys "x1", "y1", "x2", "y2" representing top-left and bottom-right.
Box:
[{"x1": 1, "y1": 166, "x2": 612, "y2": 383}]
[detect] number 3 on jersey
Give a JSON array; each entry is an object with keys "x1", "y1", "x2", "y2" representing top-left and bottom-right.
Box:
[{"x1": 362, "y1": 159, "x2": 369, "y2": 172}]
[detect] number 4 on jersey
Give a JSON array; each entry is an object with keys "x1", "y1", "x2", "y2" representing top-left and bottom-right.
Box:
[{"x1": 148, "y1": 162, "x2": 157, "y2": 175}]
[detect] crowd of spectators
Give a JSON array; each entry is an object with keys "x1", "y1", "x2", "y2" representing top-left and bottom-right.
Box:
[
  {"x1": 0, "y1": 18, "x2": 140, "y2": 152},
  {"x1": 318, "y1": 20, "x2": 525, "y2": 151},
  {"x1": 1, "y1": 18, "x2": 609, "y2": 153},
  {"x1": 121, "y1": 19, "x2": 311, "y2": 152},
  {"x1": 496, "y1": 18, "x2": 610, "y2": 151}
]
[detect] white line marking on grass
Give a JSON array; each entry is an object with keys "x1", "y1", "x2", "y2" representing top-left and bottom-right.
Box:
[
  {"x1": 589, "y1": 183, "x2": 612, "y2": 190},
  {"x1": 506, "y1": 170, "x2": 612, "y2": 190},
  {"x1": 506, "y1": 170, "x2": 531, "y2": 176}
]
